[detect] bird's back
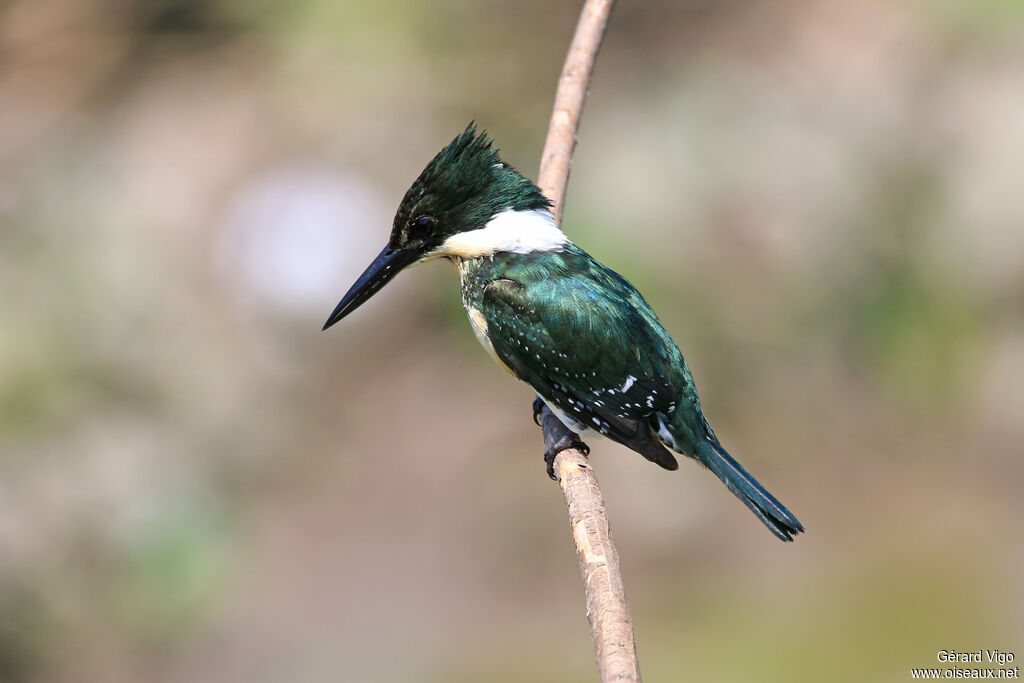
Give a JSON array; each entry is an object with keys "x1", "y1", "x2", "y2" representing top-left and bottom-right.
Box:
[{"x1": 459, "y1": 245, "x2": 708, "y2": 459}]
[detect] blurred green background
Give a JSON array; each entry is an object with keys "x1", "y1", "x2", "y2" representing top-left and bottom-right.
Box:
[{"x1": 2, "y1": 0, "x2": 1022, "y2": 681}]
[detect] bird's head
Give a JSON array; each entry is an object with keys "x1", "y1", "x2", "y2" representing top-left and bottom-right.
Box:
[{"x1": 323, "y1": 123, "x2": 556, "y2": 330}]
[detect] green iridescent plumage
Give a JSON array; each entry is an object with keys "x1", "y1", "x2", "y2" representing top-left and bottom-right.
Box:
[
  {"x1": 389, "y1": 123, "x2": 549, "y2": 251},
  {"x1": 324, "y1": 124, "x2": 804, "y2": 541},
  {"x1": 461, "y1": 245, "x2": 701, "y2": 469}
]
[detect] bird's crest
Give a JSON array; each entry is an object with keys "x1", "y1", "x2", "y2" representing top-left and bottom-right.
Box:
[{"x1": 391, "y1": 123, "x2": 550, "y2": 245}]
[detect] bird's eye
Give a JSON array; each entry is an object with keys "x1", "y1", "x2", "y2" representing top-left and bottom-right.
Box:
[{"x1": 411, "y1": 216, "x2": 437, "y2": 239}]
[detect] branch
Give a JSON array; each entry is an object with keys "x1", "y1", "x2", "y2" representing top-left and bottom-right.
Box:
[
  {"x1": 535, "y1": 2, "x2": 641, "y2": 681},
  {"x1": 538, "y1": 0, "x2": 616, "y2": 226},
  {"x1": 538, "y1": 406, "x2": 641, "y2": 682}
]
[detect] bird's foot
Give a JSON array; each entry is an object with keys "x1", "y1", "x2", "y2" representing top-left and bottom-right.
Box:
[
  {"x1": 533, "y1": 398, "x2": 589, "y2": 480},
  {"x1": 544, "y1": 436, "x2": 589, "y2": 481}
]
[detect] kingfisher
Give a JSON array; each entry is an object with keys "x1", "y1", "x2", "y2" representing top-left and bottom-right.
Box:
[{"x1": 323, "y1": 124, "x2": 804, "y2": 541}]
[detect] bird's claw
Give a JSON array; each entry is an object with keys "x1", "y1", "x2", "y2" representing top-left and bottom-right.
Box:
[
  {"x1": 533, "y1": 396, "x2": 588, "y2": 480},
  {"x1": 543, "y1": 435, "x2": 590, "y2": 481},
  {"x1": 532, "y1": 397, "x2": 545, "y2": 426},
  {"x1": 544, "y1": 451, "x2": 557, "y2": 480}
]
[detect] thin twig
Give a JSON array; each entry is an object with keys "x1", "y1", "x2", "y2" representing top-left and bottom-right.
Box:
[
  {"x1": 538, "y1": 0, "x2": 616, "y2": 225},
  {"x1": 538, "y1": 406, "x2": 641, "y2": 682},
  {"x1": 535, "y1": 2, "x2": 641, "y2": 681}
]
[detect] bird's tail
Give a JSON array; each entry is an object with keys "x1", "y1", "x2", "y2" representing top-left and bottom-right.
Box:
[{"x1": 696, "y1": 437, "x2": 804, "y2": 542}]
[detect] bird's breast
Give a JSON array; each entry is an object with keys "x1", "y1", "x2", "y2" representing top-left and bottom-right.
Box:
[
  {"x1": 456, "y1": 259, "x2": 516, "y2": 377},
  {"x1": 464, "y1": 304, "x2": 516, "y2": 376}
]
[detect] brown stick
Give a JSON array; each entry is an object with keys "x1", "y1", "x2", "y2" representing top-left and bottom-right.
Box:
[
  {"x1": 538, "y1": 406, "x2": 641, "y2": 682},
  {"x1": 538, "y1": 0, "x2": 616, "y2": 226},
  {"x1": 535, "y1": 2, "x2": 641, "y2": 681}
]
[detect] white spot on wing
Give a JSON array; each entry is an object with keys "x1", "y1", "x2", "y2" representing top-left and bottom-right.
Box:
[
  {"x1": 539, "y1": 397, "x2": 588, "y2": 434},
  {"x1": 621, "y1": 375, "x2": 636, "y2": 393}
]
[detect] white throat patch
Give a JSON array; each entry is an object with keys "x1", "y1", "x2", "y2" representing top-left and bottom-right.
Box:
[{"x1": 438, "y1": 209, "x2": 568, "y2": 259}]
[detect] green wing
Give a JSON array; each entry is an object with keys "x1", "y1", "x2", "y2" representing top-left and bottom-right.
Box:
[{"x1": 480, "y1": 251, "x2": 700, "y2": 468}]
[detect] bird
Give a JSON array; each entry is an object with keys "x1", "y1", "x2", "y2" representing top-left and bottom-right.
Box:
[{"x1": 323, "y1": 124, "x2": 804, "y2": 542}]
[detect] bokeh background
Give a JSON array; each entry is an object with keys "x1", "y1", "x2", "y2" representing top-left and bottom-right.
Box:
[{"x1": 2, "y1": 0, "x2": 1022, "y2": 680}]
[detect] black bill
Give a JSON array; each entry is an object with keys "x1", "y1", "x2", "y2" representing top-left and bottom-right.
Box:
[{"x1": 322, "y1": 246, "x2": 418, "y2": 330}]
